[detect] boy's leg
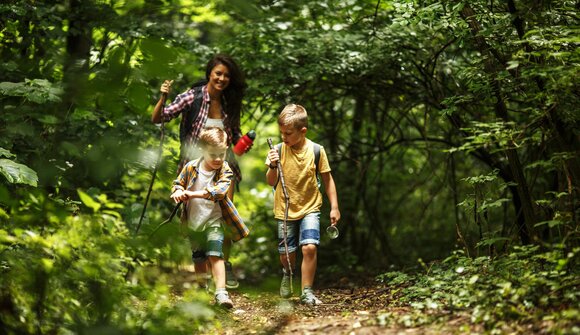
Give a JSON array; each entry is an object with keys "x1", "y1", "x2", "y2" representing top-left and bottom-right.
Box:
[
  {"x1": 297, "y1": 212, "x2": 322, "y2": 305},
  {"x1": 192, "y1": 258, "x2": 209, "y2": 287},
  {"x1": 190, "y1": 232, "x2": 210, "y2": 288},
  {"x1": 278, "y1": 219, "x2": 298, "y2": 298},
  {"x1": 206, "y1": 226, "x2": 233, "y2": 308},
  {"x1": 208, "y1": 256, "x2": 226, "y2": 289},
  {"x1": 209, "y1": 256, "x2": 233, "y2": 308},
  {"x1": 279, "y1": 251, "x2": 296, "y2": 271},
  {"x1": 300, "y1": 244, "x2": 317, "y2": 290}
]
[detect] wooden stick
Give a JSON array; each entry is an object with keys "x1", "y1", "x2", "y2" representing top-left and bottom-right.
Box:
[
  {"x1": 136, "y1": 85, "x2": 171, "y2": 235},
  {"x1": 148, "y1": 202, "x2": 182, "y2": 238},
  {"x1": 267, "y1": 138, "x2": 293, "y2": 295}
]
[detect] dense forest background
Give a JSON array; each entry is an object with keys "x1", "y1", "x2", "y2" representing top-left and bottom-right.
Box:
[{"x1": 1, "y1": 0, "x2": 578, "y2": 333}]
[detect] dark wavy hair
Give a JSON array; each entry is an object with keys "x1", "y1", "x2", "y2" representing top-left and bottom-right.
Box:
[{"x1": 205, "y1": 55, "x2": 247, "y2": 133}]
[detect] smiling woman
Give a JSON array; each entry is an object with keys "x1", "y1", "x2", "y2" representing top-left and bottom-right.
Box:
[{"x1": 150, "y1": 54, "x2": 247, "y2": 181}]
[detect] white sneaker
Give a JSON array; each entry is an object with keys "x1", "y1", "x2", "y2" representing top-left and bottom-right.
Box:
[
  {"x1": 215, "y1": 289, "x2": 233, "y2": 309},
  {"x1": 300, "y1": 287, "x2": 321, "y2": 305}
]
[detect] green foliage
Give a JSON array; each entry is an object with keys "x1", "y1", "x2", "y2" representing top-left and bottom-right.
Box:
[
  {"x1": 0, "y1": 148, "x2": 38, "y2": 187},
  {"x1": 0, "y1": 0, "x2": 579, "y2": 332},
  {"x1": 377, "y1": 246, "x2": 580, "y2": 332},
  {"x1": 0, "y1": 188, "x2": 215, "y2": 333}
]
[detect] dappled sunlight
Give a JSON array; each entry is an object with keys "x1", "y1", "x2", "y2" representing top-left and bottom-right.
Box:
[{"x1": 1, "y1": 0, "x2": 578, "y2": 333}]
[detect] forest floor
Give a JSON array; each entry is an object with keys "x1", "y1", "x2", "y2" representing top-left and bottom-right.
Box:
[{"x1": 169, "y1": 266, "x2": 486, "y2": 335}]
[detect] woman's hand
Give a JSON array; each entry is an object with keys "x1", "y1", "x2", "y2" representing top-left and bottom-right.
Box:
[{"x1": 160, "y1": 79, "x2": 174, "y2": 95}]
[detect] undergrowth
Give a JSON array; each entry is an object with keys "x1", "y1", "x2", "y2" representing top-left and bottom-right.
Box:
[{"x1": 377, "y1": 245, "x2": 580, "y2": 334}]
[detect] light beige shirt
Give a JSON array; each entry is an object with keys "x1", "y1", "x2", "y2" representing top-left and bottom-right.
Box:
[{"x1": 266, "y1": 139, "x2": 331, "y2": 220}]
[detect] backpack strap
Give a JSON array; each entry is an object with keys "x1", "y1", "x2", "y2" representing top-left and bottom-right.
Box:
[
  {"x1": 179, "y1": 85, "x2": 204, "y2": 159},
  {"x1": 312, "y1": 142, "x2": 321, "y2": 175},
  {"x1": 273, "y1": 142, "x2": 321, "y2": 190}
]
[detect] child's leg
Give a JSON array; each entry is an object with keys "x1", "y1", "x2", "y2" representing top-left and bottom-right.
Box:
[
  {"x1": 190, "y1": 231, "x2": 210, "y2": 287},
  {"x1": 208, "y1": 256, "x2": 226, "y2": 289},
  {"x1": 280, "y1": 251, "x2": 297, "y2": 271},
  {"x1": 194, "y1": 260, "x2": 208, "y2": 274},
  {"x1": 205, "y1": 226, "x2": 226, "y2": 289},
  {"x1": 278, "y1": 219, "x2": 299, "y2": 271},
  {"x1": 297, "y1": 212, "x2": 321, "y2": 290},
  {"x1": 301, "y1": 244, "x2": 317, "y2": 290}
]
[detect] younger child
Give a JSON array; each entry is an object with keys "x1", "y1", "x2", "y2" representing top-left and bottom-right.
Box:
[
  {"x1": 265, "y1": 104, "x2": 340, "y2": 305},
  {"x1": 171, "y1": 127, "x2": 249, "y2": 308}
]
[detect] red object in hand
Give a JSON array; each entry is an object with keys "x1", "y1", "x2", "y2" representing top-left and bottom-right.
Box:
[{"x1": 233, "y1": 130, "x2": 256, "y2": 156}]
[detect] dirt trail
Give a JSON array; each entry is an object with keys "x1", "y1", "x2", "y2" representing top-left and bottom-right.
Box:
[{"x1": 168, "y1": 267, "x2": 477, "y2": 335}]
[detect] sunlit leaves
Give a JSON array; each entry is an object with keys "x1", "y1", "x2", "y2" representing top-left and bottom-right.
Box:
[
  {"x1": 377, "y1": 247, "x2": 579, "y2": 331},
  {"x1": 0, "y1": 148, "x2": 38, "y2": 187},
  {"x1": 0, "y1": 79, "x2": 63, "y2": 104}
]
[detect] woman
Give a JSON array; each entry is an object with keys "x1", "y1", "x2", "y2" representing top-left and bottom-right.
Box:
[{"x1": 151, "y1": 54, "x2": 247, "y2": 289}]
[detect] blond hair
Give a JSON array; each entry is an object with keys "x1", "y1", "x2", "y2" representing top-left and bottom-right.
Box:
[
  {"x1": 199, "y1": 127, "x2": 228, "y2": 149},
  {"x1": 278, "y1": 104, "x2": 308, "y2": 129}
]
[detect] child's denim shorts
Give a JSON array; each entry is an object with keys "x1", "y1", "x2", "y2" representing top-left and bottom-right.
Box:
[
  {"x1": 277, "y1": 211, "x2": 320, "y2": 254},
  {"x1": 188, "y1": 226, "x2": 225, "y2": 263}
]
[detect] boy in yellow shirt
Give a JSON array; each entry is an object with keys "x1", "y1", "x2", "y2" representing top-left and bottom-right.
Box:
[{"x1": 265, "y1": 104, "x2": 340, "y2": 305}]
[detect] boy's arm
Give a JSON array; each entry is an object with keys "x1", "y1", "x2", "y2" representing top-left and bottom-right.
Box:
[
  {"x1": 172, "y1": 165, "x2": 188, "y2": 193},
  {"x1": 321, "y1": 172, "x2": 341, "y2": 225},
  {"x1": 171, "y1": 163, "x2": 191, "y2": 202},
  {"x1": 265, "y1": 148, "x2": 279, "y2": 186},
  {"x1": 266, "y1": 166, "x2": 278, "y2": 186}
]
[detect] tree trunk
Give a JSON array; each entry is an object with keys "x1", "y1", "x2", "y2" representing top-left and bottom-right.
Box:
[
  {"x1": 460, "y1": 4, "x2": 537, "y2": 243},
  {"x1": 64, "y1": 0, "x2": 92, "y2": 106}
]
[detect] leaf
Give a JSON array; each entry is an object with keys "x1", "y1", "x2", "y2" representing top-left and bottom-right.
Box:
[
  {"x1": 38, "y1": 115, "x2": 60, "y2": 125},
  {"x1": 77, "y1": 189, "x2": 101, "y2": 212},
  {"x1": 0, "y1": 159, "x2": 38, "y2": 187},
  {"x1": 0, "y1": 79, "x2": 62, "y2": 104},
  {"x1": 0, "y1": 148, "x2": 15, "y2": 159},
  {"x1": 476, "y1": 237, "x2": 509, "y2": 248},
  {"x1": 534, "y1": 220, "x2": 565, "y2": 228}
]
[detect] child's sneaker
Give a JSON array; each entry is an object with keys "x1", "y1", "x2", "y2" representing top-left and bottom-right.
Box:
[
  {"x1": 300, "y1": 287, "x2": 321, "y2": 305},
  {"x1": 280, "y1": 269, "x2": 292, "y2": 298},
  {"x1": 215, "y1": 289, "x2": 233, "y2": 309},
  {"x1": 224, "y1": 261, "x2": 239, "y2": 289}
]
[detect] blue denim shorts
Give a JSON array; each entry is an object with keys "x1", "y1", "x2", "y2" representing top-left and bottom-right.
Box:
[
  {"x1": 277, "y1": 212, "x2": 320, "y2": 254},
  {"x1": 188, "y1": 226, "x2": 225, "y2": 263}
]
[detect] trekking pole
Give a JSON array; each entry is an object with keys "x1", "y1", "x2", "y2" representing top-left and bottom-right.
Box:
[
  {"x1": 267, "y1": 138, "x2": 293, "y2": 295},
  {"x1": 135, "y1": 80, "x2": 173, "y2": 235},
  {"x1": 148, "y1": 202, "x2": 182, "y2": 238}
]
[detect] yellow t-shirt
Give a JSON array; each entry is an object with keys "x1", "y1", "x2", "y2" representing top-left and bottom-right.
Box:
[{"x1": 266, "y1": 139, "x2": 331, "y2": 220}]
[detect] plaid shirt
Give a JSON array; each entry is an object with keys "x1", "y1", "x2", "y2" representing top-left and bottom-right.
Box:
[
  {"x1": 172, "y1": 158, "x2": 249, "y2": 242},
  {"x1": 163, "y1": 85, "x2": 243, "y2": 182}
]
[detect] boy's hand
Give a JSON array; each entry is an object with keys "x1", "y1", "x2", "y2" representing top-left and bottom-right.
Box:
[
  {"x1": 330, "y1": 207, "x2": 341, "y2": 225},
  {"x1": 170, "y1": 189, "x2": 188, "y2": 203},
  {"x1": 160, "y1": 80, "x2": 174, "y2": 95},
  {"x1": 267, "y1": 148, "x2": 280, "y2": 167}
]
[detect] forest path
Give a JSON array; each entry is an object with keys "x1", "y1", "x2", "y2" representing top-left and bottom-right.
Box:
[{"x1": 171, "y1": 267, "x2": 477, "y2": 335}]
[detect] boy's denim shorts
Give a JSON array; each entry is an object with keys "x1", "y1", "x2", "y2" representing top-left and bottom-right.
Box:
[
  {"x1": 277, "y1": 211, "x2": 320, "y2": 254},
  {"x1": 188, "y1": 226, "x2": 225, "y2": 263}
]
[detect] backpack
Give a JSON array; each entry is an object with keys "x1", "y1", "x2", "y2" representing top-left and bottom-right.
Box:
[
  {"x1": 274, "y1": 142, "x2": 322, "y2": 190},
  {"x1": 179, "y1": 85, "x2": 204, "y2": 161}
]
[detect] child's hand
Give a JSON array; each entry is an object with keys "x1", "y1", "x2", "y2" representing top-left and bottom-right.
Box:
[
  {"x1": 330, "y1": 207, "x2": 341, "y2": 225},
  {"x1": 160, "y1": 79, "x2": 174, "y2": 95},
  {"x1": 267, "y1": 148, "x2": 280, "y2": 167},
  {"x1": 170, "y1": 189, "x2": 188, "y2": 203}
]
